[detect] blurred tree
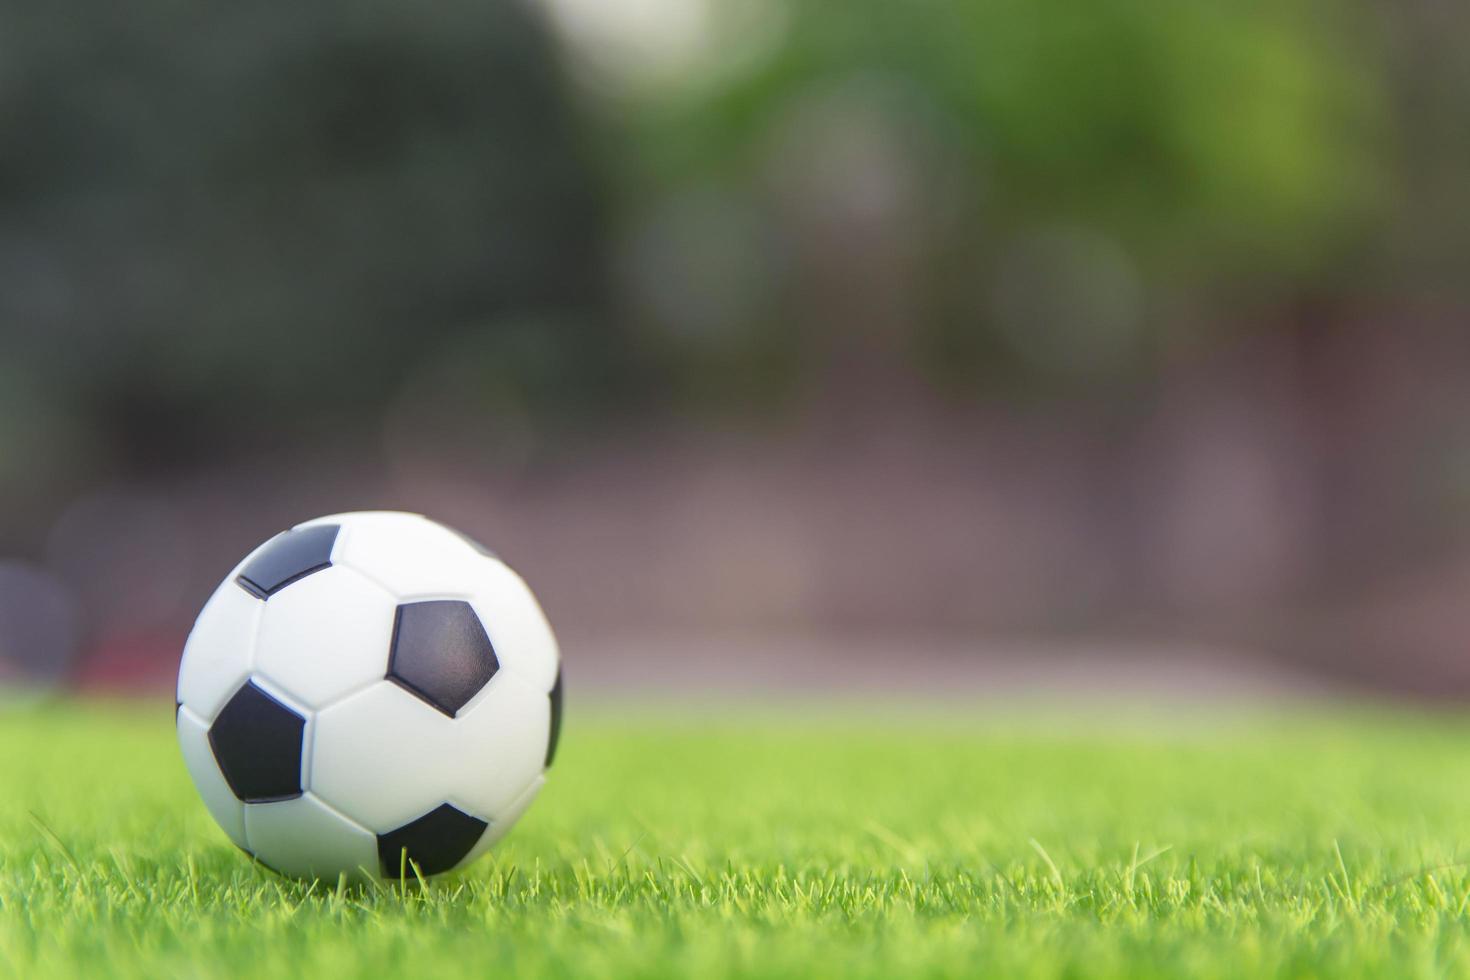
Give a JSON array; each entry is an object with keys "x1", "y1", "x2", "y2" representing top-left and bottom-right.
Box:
[
  {"x1": 0, "y1": 0, "x2": 617, "y2": 481},
  {"x1": 593, "y1": 0, "x2": 1389, "y2": 397}
]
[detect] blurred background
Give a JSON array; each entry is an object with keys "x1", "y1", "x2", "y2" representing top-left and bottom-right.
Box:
[{"x1": 1, "y1": 0, "x2": 1467, "y2": 701}]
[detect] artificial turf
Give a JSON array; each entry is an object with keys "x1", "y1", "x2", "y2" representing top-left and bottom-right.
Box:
[{"x1": 5, "y1": 700, "x2": 1470, "y2": 978}]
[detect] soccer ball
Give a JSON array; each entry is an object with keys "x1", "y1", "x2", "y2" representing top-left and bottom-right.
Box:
[{"x1": 175, "y1": 511, "x2": 562, "y2": 881}]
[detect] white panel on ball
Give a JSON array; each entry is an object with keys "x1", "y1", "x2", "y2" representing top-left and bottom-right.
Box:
[
  {"x1": 252, "y1": 566, "x2": 397, "y2": 711},
  {"x1": 243, "y1": 793, "x2": 379, "y2": 883},
  {"x1": 451, "y1": 671, "x2": 550, "y2": 817},
  {"x1": 177, "y1": 707, "x2": 248, "y2": 848},
  {"x1": 177, "y1": 583, "x2": 261, "y2": 720},
  {"x1": 319, "y1": 512, "x2": 487, "y2": 599},
  {"x1": 310, "y1": 681, "x2": 469, "y2": 832},
  {"x1": 311, "y1": 672, "x2": 548, "y2": 833}
]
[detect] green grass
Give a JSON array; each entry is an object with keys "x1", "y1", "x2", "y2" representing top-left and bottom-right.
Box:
[{"x1": 6, "y1": 701, "x2": 1470, "y2": 978}]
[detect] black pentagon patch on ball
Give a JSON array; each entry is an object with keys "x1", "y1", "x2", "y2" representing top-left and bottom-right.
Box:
[
  {"x1": 236, "y1": 524, "x2": 339, "y2": 599},
  {"x1": 387, "y1": 600, "x2": 499, "y2": 717},
  {"x1": 208, "y1": 681, "x2": 306, "y2": 802},
  {"x1": 377, "y1": 803, "x2": 488, "y2": 878},
  {"x1": 546, "y1": 668, "x2": 563, "y2": 768}
]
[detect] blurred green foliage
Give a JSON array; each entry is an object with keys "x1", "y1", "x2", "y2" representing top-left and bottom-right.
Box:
[
  {"x1": 639, "y1": 0, "x2": 1385, "y2": 258},
  {"x1": 613, "y1": 0, "x2": 1389, "y2": 391}
]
